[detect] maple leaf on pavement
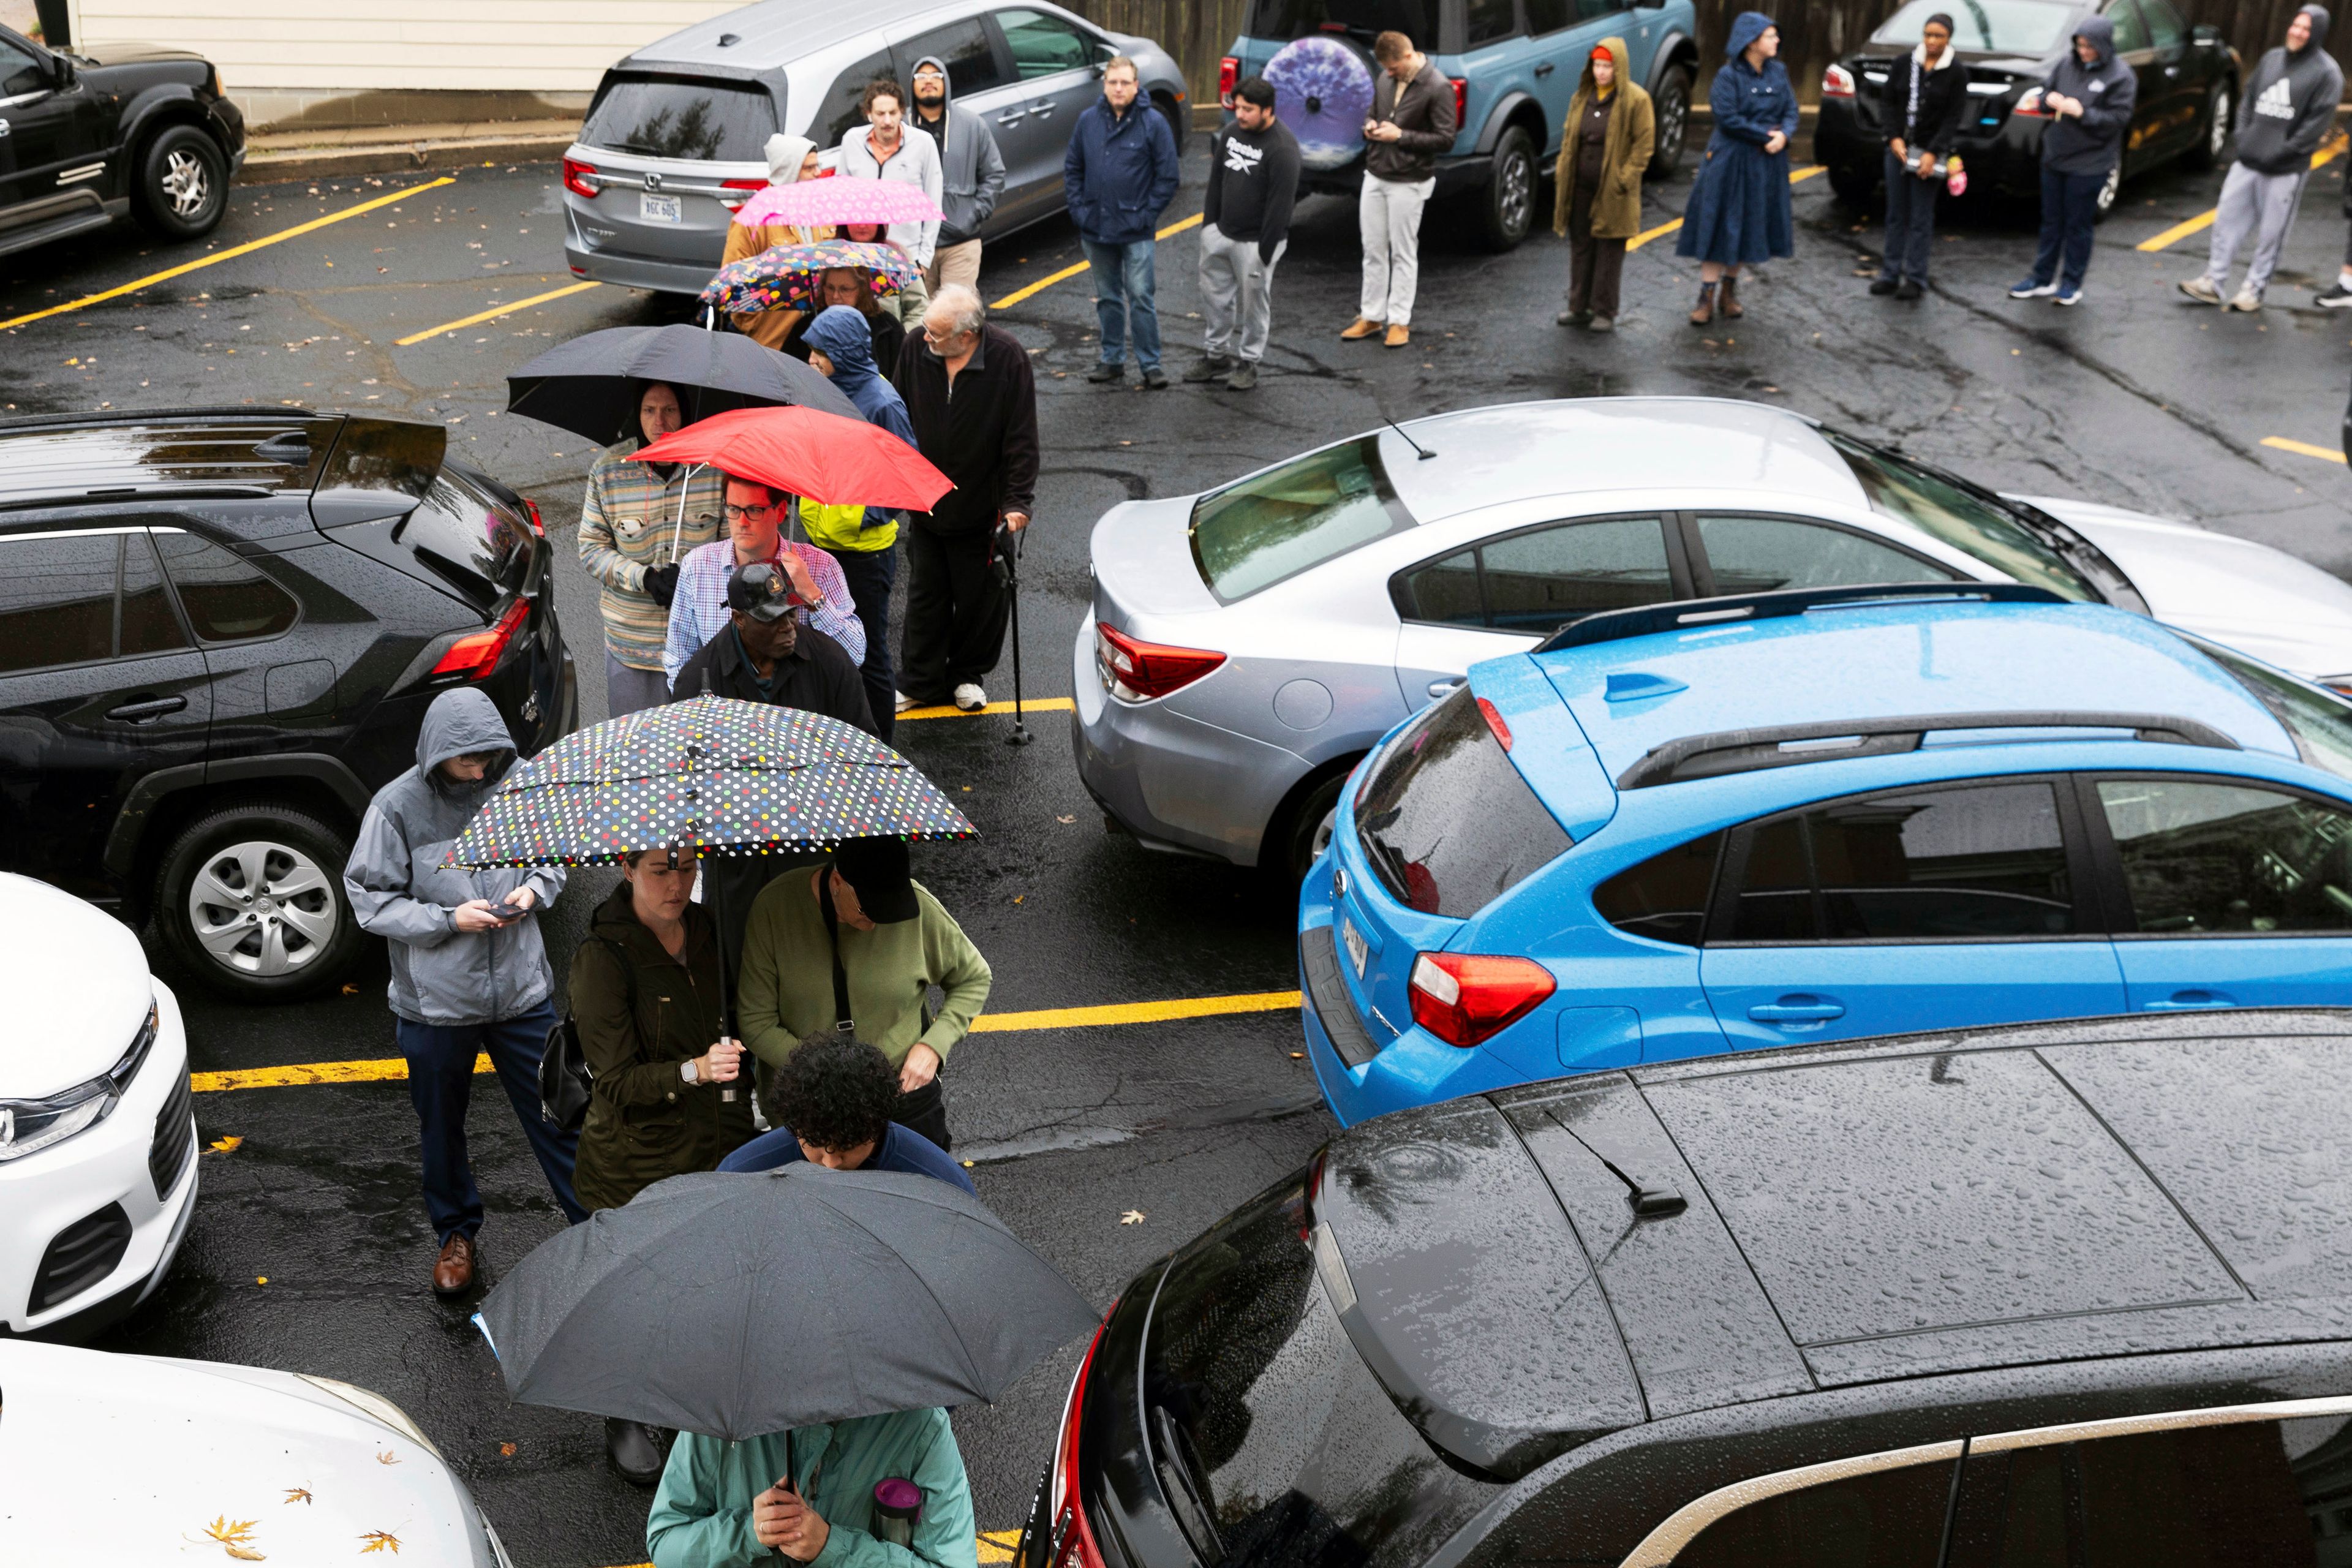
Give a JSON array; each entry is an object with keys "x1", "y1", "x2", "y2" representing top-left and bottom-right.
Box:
[
  {"x1": 375, "y1": 1450, "x2": 399, "y2": 1465},
  {"x1": 1120, "y1": 1209, "x2": 1147, "y2": 1225},
  {"x1": 204, "y1": 1518, "x2": 259, "y2": 1546},
  {"x1": 359, "y1": 1530, "x2": 403, "y2": 1554},
  {"x1": 284, "y1": 1488, "x2": 312, "y2": 1506}
]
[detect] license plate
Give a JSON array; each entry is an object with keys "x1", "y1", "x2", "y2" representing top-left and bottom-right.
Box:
[
  {"x1": 639, "y1": 192, "x2": 682, "y2": 224},
  {"x1": 1341, "y1": 918, "x2": 1368, "y2": 979}
]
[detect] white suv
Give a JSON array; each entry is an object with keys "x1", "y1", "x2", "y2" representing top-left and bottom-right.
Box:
[{"x1": 0, "y1": 872, "x2": 196, "y2": 1336}]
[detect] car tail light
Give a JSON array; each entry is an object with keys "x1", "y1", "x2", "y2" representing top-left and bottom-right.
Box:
[
  {"x1": 562, "y1": 157, "x2": 603, "y2": 198},
  {"x1": 1095, "y1": 622, "x2": 1225, "y2": 702},
  {"x1": 1450, "y1": 77, "x2": 1468, "y2": 129},
  {"x1": 520, "y1": 498, "x2": 546, "y2": 538},
  {"x1": 1475, "y1": 696, "x2": 1512, "y2": 752},
  {"x1": 2013, "y1": 86, "x2": 2045, "y2": 117},
  {"x1": 1409, "y1": 952, "x2": 1555, "y2": 1047},
  {"x1": 1219, "y1": 55, "x2": 1239, "y2": 104},
  {"x1": 1046, "y1": 1306, "x2": 1116, "y2": 1568},
  {"x1": 718, "y1": 176, "x2": 764, "y2": 211},
  {"x1": 432, "y1": 599, "x2": 529, "y2": 680},
  {"x1": 1822, "y1": 62, "x2": 1856, "y2": 98}
]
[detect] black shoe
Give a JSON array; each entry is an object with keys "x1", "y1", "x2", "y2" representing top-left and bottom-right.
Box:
[
  {"x1": 1226, "y1": 361, "x2": 1259, "y2": 391},
  {"x1": 1183, "y1": 355, "x2": 1234, "y2": 382},
  {"x1": 1085, "y1": 361, "x2": 1123, "y2": 383},
  {"x1": 1141, "y1": 366, "x2": 1170, "y2": 390},
  {"x1": 1869, "y1": 276, "x2": 1900, "y2": 296},
  {"x1": 1893, "y1": 277, "x2": 1923, "y2": 301},
  {"x1": 606, "y1": 1418, "x2": 673, "y2": 1487}
]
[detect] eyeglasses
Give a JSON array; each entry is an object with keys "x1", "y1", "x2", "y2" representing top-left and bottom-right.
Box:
[
  {"x1": 924, "y1": 326, "x2": 972, "y2": 347},
  {"x1": 723, "y1": 502, "x2": 777, "y2": 521}
]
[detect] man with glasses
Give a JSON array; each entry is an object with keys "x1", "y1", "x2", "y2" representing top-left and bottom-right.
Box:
[
  {"x1": 662, "y1": 476, "x2": 864, "y2": 692},
  {"x1": 889, "y1": 285, "x2": 1039, "y2": 713}
]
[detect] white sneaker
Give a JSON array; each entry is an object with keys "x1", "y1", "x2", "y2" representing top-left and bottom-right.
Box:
[
  {"x1": 952, "y1": 683, "x2": 988, "y2": 712},
  {"x1": 894, "y1": 690, "x2": 918, "y2": 713},
  {"x1": 2226, "y1": 287, "x2": 2263, "y2": 313}
]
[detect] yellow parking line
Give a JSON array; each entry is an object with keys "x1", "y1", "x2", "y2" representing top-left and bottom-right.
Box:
[
  {"x1": 900, "y1": 696, "x2": 1076, "y2": 721},
  {"x1": 2139, "y1": 132, "x2": 2348, "y2": 252},
  {"x1": 0, "y1": 176, "x2": 457, "y2": 333},
  {"x1": 991, "y1": 213, "x2": 1205, "y2": 310},
  {"x1": 1629, "y1": 165, "x2": 1823, "y2": 252},
  {"x1": 2263, "y1": 435, "x2": 2347, "y2": 465},
  {"x1": 396, "y1": 280, "x2": 602, "y2": 346},
  {"x1": 188, "y1": 989, "x2": 1302, "y2": 1094}
]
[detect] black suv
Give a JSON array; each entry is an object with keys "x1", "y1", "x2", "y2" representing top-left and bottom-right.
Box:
[
  {"x1": 0, "y1": 409, "x2": 575, "y2": 1001},
  {"x1": 1023, "y1": 1008, "x2": 2352, "y2": 1568},
  {"x1": 0, "y1": 23, "x2": 245, "y2": 257}
]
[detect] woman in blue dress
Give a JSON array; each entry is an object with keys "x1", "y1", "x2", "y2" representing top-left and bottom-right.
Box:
[{"x1": 1676, "y1": 12, "x2": 1799, "y2": 325}]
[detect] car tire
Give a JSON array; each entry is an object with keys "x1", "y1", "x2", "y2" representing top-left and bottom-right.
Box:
[
  {"x1": 1154, "y1": 93, "x2": 1186, "y2": 157},
  {"x1": 1479, "y1": 124, "x2": 1539, "y2": 252},
  {"x1": 132, "y1": 123, "x2": 229, "y2": 241},
  {"x1": 2187, "y1": 81, "x2": 2231, "y2": 170},
  {"x1": 1828, "y1": 164, "x2": 1879, "y2": 209},
  {"x1": 1648, "y1": 67, "x2": 1694, "y2": 177},
  {"x1": 1272, "y1": 770, "x2": 1351, "y2": 892},
  {"x1": 154, "y1": 804, "x2": 362, "y2": 1001}
]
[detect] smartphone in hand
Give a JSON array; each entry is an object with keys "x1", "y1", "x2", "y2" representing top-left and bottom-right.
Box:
[{"x1": 485, "y1": 900, "x2": 532, "y2": 924}]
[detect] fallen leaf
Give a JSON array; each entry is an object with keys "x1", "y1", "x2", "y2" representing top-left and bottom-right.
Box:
[
  {"x1": 341, "y1": 982, "x2": 360, "y2": 995},
  {"x1": 205, "y1": 1518, "x2": 260, "y2": 1547},
  {"x1": 1120, "y1": 1209, "x2": 1146, "y2": 1225},
  {"x1": 359, "y1": 1529, "x2": 402, "y2": 1554},
  {"x1": 375, "y1": 1450, "x2": 399, "y2": 1466},
  {"x1": 1056, "y1": 815, "x2": 1076, "y2": 824},
  {"x1": 1291, "y1": 1052, "x2": 1305, "y2": 1060},
  {"x1": 257, "y1": 1276, "x2": 269, "y2": 1286},
  {"x1": 1012, "y1": 895, "x2": 1023, "y2": 904},
  {"x1": 284, "y1": 1488, "x2": 312, "y2": 1506},
  {"x1": 227, "y1": 1548, "x2": 266, "y2": 1561},
  {"x1": 498, "y1": 1442, "x2": 516, "y2": 1457},
  {"x1": 207, "y1": 1136, "x2": 243, "y2": 1153}
]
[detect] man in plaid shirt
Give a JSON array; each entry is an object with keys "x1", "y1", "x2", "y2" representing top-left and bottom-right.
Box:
[{"x1": 663, "y1": 475, "x2": 864, "y2": 690}]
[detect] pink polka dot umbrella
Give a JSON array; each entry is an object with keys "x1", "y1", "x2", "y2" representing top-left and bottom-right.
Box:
[{"x1": 731, "y1": 178, "x2": 943, "y2": 230}]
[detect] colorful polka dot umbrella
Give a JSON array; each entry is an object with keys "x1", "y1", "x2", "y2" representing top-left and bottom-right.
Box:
[
  {"x1": 699, "y1": 239, "x2": 922, "y2": 316},
  {"x1": 443, "y1": 696, "x2": 976, "y2": 870}
]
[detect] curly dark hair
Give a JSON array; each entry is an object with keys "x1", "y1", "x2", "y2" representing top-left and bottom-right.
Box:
[
  {"x1": 860, "y1": 77, "x2": 905, "y2": 115},
  {"x1": 764, "y1": 1033, "x2": 899, "y2": 1153}
]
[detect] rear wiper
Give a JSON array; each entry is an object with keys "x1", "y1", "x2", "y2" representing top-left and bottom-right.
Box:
[{"x1": 1555, "y1": 1115, "x2": 1687, "y2": 1219}]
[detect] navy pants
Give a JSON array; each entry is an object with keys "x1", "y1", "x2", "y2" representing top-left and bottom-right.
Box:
[
  {"x1": 1080, "y1": 237, "x2": 1161, "y2": 371},
  {"x1": 2031, "y1": 166, "x2": 2106, "y2": 290},
  {"x1": 833, "y1": 541, "x2": 897, "y2": 742},
  {"x1": 398, "y1": 1001, "x2": 585, "y2": 1245},
  {"x1": 1879, "y1": 150, "x2": 1939, "y2": 282}
]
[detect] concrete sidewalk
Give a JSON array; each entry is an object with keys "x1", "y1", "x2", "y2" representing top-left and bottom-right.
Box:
[{"x1": 240, "y1": 119, "x2": 578, "y2": 183}]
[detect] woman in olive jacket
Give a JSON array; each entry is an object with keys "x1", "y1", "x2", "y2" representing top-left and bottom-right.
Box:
[{"x1": 1551, "y1": 36, "x2": 1654, "y2": 332}]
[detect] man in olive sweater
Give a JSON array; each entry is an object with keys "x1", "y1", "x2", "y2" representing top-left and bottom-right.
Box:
[{"x1": 735, "y1": 836, "x2": 990, "y2": 1151}]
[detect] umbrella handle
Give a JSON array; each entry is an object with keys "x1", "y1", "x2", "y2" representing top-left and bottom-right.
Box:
[{"x1": 670, "y1": 463, "x2": 701, "y2": 561}]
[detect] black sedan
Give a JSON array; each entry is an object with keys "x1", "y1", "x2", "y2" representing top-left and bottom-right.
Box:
[
  {"x1": 1018, "y1": 1008, "x2": 2352, "y2": 1568},
  {"x1": 0, "y1": 21, "x2": 244, "y2": 259},
  {"x1": 1815, "y1": 0, "x2": 2238, "y2": 217}
]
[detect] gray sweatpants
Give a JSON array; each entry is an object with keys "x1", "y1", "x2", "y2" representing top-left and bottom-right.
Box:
[
  {"x1": 2205, "y1": 161, "x2": 2307, "y2": 297},
  {"x1": 1199, "y1": 222, "x2": 1284, "y2": 363}
]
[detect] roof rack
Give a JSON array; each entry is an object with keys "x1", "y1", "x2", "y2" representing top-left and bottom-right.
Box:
[
  {"x1": 1533, "y1": 582, "x2": 2069, "y2": 655},
  {"x1": 1616, "y1": 710, "x2": 2242, "y2": 791}
]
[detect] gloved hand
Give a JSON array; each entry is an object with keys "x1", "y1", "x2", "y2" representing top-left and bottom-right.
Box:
[{"x1": 641, "y1": 562, "x2": 680, "y2": 609}]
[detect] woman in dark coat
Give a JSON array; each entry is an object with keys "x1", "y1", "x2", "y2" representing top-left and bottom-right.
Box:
[{"x1": 1677, "y1": 11, "x2": 1799, "y2": 325}]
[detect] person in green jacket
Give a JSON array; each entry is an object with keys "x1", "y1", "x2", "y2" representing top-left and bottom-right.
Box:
[
  {"x1": 646, "y1": 1409, "x2": 978, "y2": 1568},
  {"x1": 736, "y1": 837, "x2": 989, "y2": 1153}
]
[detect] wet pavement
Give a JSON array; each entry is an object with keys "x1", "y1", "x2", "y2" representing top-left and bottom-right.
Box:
[{"x1": 8, "y1": 132, "x2": 2351, "y2": 1564}]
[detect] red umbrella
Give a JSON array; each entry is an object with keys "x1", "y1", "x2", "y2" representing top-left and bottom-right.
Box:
[{"x1": 632, "y1": 405, "x2": 952, "y2": 511}]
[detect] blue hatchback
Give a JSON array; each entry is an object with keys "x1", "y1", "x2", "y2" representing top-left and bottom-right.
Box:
[{"x1": 1300, "y1": 584, "x2": 2352, "y2": 1125}]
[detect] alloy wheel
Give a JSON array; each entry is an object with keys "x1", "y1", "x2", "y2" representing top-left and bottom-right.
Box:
[
  {"x1": 2207, "y1": 89, "x2": 2231, "y2": 160},
  {"x1": 1498, "y1": 148, "x2": 1533, "y2": 239},
  {"x1": 160, "y1": 147, "x2": 211, "y2": 219},
  {"x1": 2097, "y1": 164, "x2": 2120, "y2": 215},
  {"x1": 1656, "y1": 81, "x2": 1689, "y2": 168},
  {"x1": 186, "y1": 839, "x2": 340, "y2": 979}
]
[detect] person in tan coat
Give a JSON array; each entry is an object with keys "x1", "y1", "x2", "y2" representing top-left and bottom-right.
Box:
[
  {"x1": 720, "y1": 132, "x2": 834, "y2": 352},
  {"x1": 1551, "y1": 37, "x2": 1653, "y2": 333}
]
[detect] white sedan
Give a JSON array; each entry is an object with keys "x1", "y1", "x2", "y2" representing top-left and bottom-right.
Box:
[
  {"x1": 1, "y1": 1338, "x2": 513, "y2": 1565},
  {"x1": 1, "y1": 872, "x2": 197, "y2": 1335}
]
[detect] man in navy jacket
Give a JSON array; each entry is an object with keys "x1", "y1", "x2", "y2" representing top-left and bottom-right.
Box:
[{"x1": 1064, "y1": 56, "x2": 1180, "y2": 388}]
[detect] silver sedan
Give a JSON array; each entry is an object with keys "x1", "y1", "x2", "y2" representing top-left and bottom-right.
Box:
[{"x1": 1072, "y1": 397, "x2": 2352, "y2": 884}]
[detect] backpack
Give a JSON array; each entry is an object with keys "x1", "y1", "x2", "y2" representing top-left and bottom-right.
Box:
[{"x1": 540, "y1": 937, "x2": 633, "y2": 1131}]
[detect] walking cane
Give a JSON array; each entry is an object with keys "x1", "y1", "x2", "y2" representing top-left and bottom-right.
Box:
[{"x1": 999, "y1": 519, "x2": 1034, "y2": 748}]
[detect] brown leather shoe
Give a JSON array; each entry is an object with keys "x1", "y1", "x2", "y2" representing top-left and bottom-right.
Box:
[
  {"x1": 1719, "y1": 276, "x2": 1744, "y2": 319},
  {"x1": 1384, "y1": 324, "x2": 1411, "y2": 348},
  {"x1": 1339, "y1": 317, "x2": 1382, "y2": 340},
  {"x1": 432, "y1": 1234, "x2": 475, "y2": 1297}
]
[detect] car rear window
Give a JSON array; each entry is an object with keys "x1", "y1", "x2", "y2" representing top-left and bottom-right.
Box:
[
  {"x1": 581, "y1": 75, "x2": 780, "y2": 161},
  {"x1": 395, "y1": 469, "x2": 533, "y2": 609},
  {"x1": 1354, "y1": 687, "x2": 1571, "y2": 916},
  {"x1": 1246, "y1": 0, "x2": 1437, "y2": 44},
  {"x1": 1871, "y1": 0, "x2": 2073, "y2": 52},
  {"x1": 2196, "y1": 637, "x2": 2352, "y2": 783},
  {"x1": 1190, "y1": 435, "x2": 1413, "y2": 603}
]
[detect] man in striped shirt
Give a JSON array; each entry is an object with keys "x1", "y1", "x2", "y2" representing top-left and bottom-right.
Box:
[
  {"x1": 663, "y1": 475, "x2": 864, "y2": 690},
  {"x1": 577, "y1": 383, "x2": 725, "y2": 717}
]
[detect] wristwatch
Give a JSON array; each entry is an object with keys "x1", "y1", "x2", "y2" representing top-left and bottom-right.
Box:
[{"x1": 680, "y1": 1059, "x2": 699, "y2": 1086}]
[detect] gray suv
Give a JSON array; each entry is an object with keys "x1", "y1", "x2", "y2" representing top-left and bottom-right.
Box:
[{"x1": 561, "y1": 0, "x2": 1191, "y2": 295}]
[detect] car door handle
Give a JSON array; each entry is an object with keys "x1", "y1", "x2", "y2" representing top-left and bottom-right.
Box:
[
  {"x1": 1028, "y1": 99, "x2": 1057, "y2": 116},
  {"x1": 996, "y1": 109, "x2": 1027, "y2": 124},
  {"x1": 1749, "y1": 998, "x2": 1845, "y2": 1023},
  {"x1": 106, "y1": 695, "x2": 187, "y2": 723},
  {"x1": 1534, "y1": 62, "x2": 1556, "y2": 77},
  {"x1": 2144, "y1": 989, "x2": 2237, "y2": 1010},
  {"x1": 1428, "y1": 678, "x2": 1464, "y2": 698}
]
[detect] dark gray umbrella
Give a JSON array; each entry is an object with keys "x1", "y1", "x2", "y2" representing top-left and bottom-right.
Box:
[
  {"x1": 506, "y1": 322, "x2": 857, "y2": 445},
  {"x1": 477, "y1": 1166, "x2": 1098, "y2": 1440}
]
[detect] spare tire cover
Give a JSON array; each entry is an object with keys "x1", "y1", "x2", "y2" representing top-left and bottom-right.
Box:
[{"x1": 1264, "y1": 36, "x2": 1376, "y2": 172}]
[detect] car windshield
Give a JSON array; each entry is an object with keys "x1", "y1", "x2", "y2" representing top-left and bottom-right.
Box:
[
  {"x1": 579, "y1": 76, "x2": 779, "y2": 161},
  {"x1": 1871, "y1": 0, "x2": 2075, "y2": 52},
  {"x1": 1246, "y1": 0, "x2": 1437, "y2": 43},
  {"x1": 2194, "y1": 637, "x2": 2352, "y2": 783},
  {"x1": 1825, "y1": 431, "x2": 2098, "y2": 601},
  {"x1": 1354, "y1": 687, "x2": 1572, "y2": 916},
  {"x1": 1190, "y1": 435, "x2": 1414, "y2": 602}
]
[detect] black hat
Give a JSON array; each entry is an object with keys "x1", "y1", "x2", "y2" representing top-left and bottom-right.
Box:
[
  {"x1": 726, "y1": 560, "x2": 799, "y2": 624},
  {"x1": 831, "y1": 836, "x2": 918, "y2": 924}
]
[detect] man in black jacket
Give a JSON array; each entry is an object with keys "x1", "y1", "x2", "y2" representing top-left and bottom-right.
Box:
[
  {"x1": 1342, "y1": 29, "x2": 1457, "y2": 349},
  {"x1": 891, "y1": 284, "x2": 1041, "y2": 713},
  {"x1": 1870, "y1": 12, "x2": 1965, "y2": 301},
  {"x1": 1188, "y1": 77, "x2": 1300, "y2": 391}
]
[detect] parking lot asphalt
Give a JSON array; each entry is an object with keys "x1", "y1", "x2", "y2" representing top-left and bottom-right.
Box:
[{"x1": 9, "y1": 134, "x2": 2352, "y2": 1564}]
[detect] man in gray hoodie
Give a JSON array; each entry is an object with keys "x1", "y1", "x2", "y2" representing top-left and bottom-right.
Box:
[
  {"x1": 342, "y1": 687, "x2": 581, "y2": 1296},
  {"x1": 2180, "y1": 6, "x2": 2341, "y2": 312},
  {"x1": 908, "y1": 53, "x2": 1005, "y2": 294}
]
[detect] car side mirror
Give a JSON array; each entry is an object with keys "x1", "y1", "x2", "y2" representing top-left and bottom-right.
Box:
[
  {"x1": 2191, "y1": 22, "x2": 2221, "y2": 42},
  {"x1": 46, "y1": 52, "x2": 73, "y2": 86}
]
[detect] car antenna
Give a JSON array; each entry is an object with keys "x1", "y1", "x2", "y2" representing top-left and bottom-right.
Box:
[
  {"x1": 1558, "y1": 1120, "x2": 1687, "y2": 1219},
  {"x1": 1384, "y1": 415, "x2": 1437, "y2": 461}
]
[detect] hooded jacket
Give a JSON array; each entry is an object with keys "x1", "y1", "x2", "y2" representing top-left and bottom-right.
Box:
[
  {"x1": 1063, "y1": 92, "x2": 1180, "y2": 244},
  {"x1": 2037, "y1": 14, "x2": 2138, "y2": 175},
  {"x1": 801, "y1": 306, "x2": 919, "y2": 552},
  {"x1": 907, "y1": 54, "x2": 1008, "y2": 246},
  {"x1": 722, "y1": 132, "x2": 831, "y2": 352},
  {"x1": 342, "y1": 687, "x2": 565, "y2": 1027},
  {"x1": 2236, "y1": 6, "x2": 2344, "y2": 175},
  {"x1": 1552, "y1": 36, "x2": 1656, "y2": 240}
]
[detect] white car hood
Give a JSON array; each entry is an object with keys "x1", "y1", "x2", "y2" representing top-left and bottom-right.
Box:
[
  {"x1": 2016, "y1": 496, "x2": 2352, "y2": 681},
  {"x1": 0, "y1": 1341, "x2": 487, "y2": 1566},
  {"x1": 0, "y1": 873, "x2": 153, "y2": 1096}
]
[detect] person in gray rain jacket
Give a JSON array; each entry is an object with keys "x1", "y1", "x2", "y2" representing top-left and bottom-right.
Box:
[
  {"x1": 342, "y1": 687, "x2": 584, "y2": 1297},
  {"x1": 907, "y1": 52, "x2": 1005, "y2": 294},
  {"x1": 2179, "y1": 6, "x2": 2342, "y2": 312}
]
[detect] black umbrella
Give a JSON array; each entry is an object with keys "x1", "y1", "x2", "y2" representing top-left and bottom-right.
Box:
[
  {"x1": 506, "y1": 323, "x2": 857, "y2": 444},
  {"x1": 477, "y1": 1166, "x2": 1099, "y2": 1439}
]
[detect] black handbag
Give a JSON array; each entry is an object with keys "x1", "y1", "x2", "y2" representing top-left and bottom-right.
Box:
[{"x1": 540, "y1": 938, "x2": 631, "y2": 1131}]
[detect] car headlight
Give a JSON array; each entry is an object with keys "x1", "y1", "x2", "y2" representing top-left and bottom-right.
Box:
[
  {"x1": 297, "y1": 1374, "x2": 446, "y2": 1460},
  {"x1": 0, "y1": 1001, "x2": 156, "y2": 1163}
]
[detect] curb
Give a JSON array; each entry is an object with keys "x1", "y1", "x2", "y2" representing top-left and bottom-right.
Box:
[{"x1": 239, "y1": 132, "x2": 575, "y2": 184}]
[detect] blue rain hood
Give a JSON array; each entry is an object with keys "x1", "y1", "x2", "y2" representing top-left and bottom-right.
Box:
[
  {"x1": 1725, "y1": 11, "x2": 1774, "y2": 58},
  {"x1": 803, "y1": 306, "x2": 888, "y2": 415}
]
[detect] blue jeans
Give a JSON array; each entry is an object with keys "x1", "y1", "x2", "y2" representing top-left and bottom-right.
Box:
[
  {"x1": 397, "y1": 1001, "x2": 585, "y2": 1244},
  {"x1": 1081, "y1": 236, "x2": 1161, "y2": 371},
  {"x1": 2031, "y1": 166, "x2": 2106, "y2": 290},
  {"x1": 1879, "y1": 149, "x2": 1938, "y2": 282}
]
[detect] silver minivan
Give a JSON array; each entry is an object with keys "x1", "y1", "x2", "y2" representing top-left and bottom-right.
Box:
[{"x1": 561, "y1": 0, "x2": 1191, "y2": 295}]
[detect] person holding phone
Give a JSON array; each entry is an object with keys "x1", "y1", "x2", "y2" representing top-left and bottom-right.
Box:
[
  {"x1": 342, "y1": 687, "x2": 582, "y2": 1298},
  {"x1": 1341, "y1": 30, "x2": 1457, "y2": 350}
]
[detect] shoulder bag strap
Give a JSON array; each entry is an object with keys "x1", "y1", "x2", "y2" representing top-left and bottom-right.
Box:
[{"x1": 818, "y1": 878, "x2": 855, "y2": 1035}]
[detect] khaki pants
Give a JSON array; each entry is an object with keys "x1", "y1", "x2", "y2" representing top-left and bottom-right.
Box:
[
  {"x1": 880, "y1": 272, "x2": 933, "y2": 326},
  {"x1": 927, "y1": 239, "x2": 982, "y2": 293},
  {"x1": 1359, "y1": 173, "x2": 1436, "y2": 326}
]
